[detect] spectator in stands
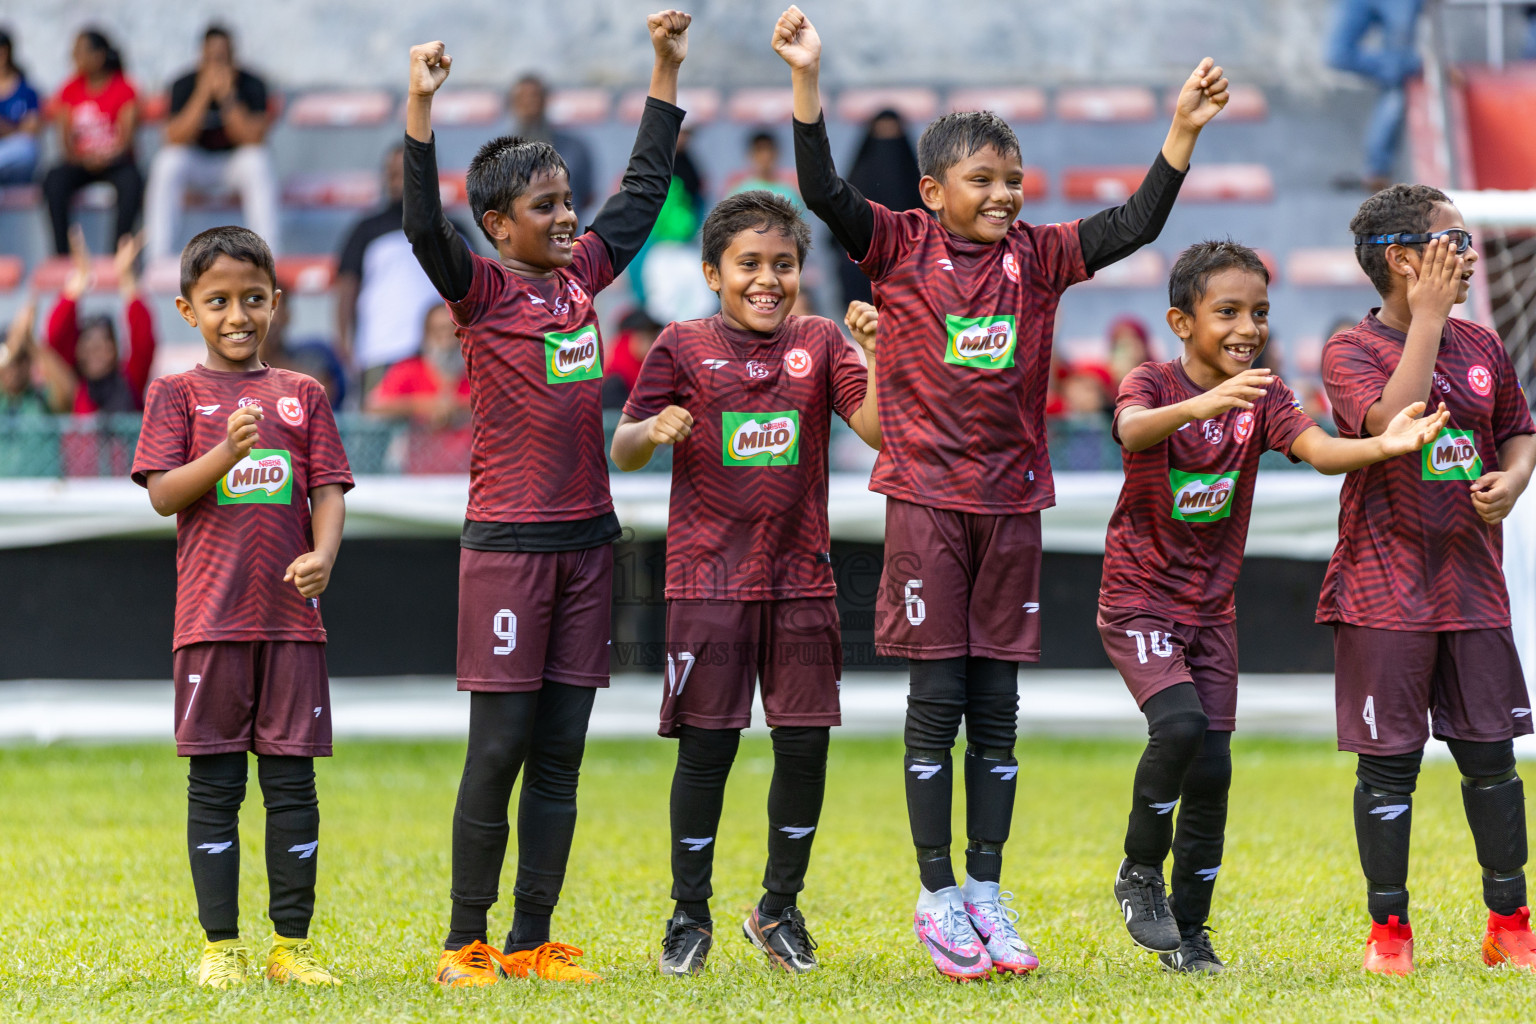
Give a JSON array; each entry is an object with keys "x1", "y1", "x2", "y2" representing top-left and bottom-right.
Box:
[
  {"x1": 261, "y1": 300, "x2": 347, "y2": 409},
  {"x1": 1059, "y1": 361, "x2": 1115, "y2": 421},
  {"x1": 0, "y1": 301, "x2": 52, "y2": 414},
  {"x1": 508, "y1": 73, "x2": 595, "y2": 221},
  {"x1": 724, "y1": 129, "x2": 801, "y2": 205},
  {"x1": 366, "y1": 304, "x2": 469, "y2": 425},
  {"x1": 0, "y1": 28, "x2": 41, "y2": 185},
  {"x1": 335, "y1": 144, "x2": 471, "y2": 394},
  {"x1": 1326, "y1": 0, "x2": 1424, "y2": 191},
  {"x1": 601, "y1": 308, "x2": 662, "y2": 409},
  {"x1": 633, "y1": 128, "x2": 714, "y2": 322},
  {"x1": 835, "y1": 109, "x2": 920, "y2": 306},
  {"x1": 41, "y1": 29, "x2": 141, "y2": 255},
  {"x1": 46, "y1": 227, "x2": 154, "y2": 413},
  {"x1": 1106, "y1": 314, "x2": 1156, "y2": 386},
  {"x1": 143, "y1": 25, "x2": 279, "y2": 262}
]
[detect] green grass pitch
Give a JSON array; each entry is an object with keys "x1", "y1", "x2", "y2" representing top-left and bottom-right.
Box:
[{"x1": 2, "y1": 736, "x2": 1534, "y2": 1022}]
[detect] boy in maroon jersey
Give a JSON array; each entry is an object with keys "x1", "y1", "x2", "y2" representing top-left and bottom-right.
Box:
[
  {"x1": 611, "y1": 190, "x2": 880, "y2": 975},
  {"x1": 401, "y1": 11, "x2": 692, "y2": 987},
  {"x1": 772, "y1": 6, "x2": 1231, "y2": 979},
  {"x1": 131, "y1": 226, "x2": 353, "y2": 988},
  {"x1": 1101, "y1": 240, "x2": 1445, "y2": 974},
  {"x1": 1320, "y1": 185, "x2": 1536, "y2": 974}
]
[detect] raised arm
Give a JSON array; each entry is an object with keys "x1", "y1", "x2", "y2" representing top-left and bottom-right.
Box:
[
  {"x1": 402, "y1": 41, "x2": 474, "y2": 302},
  {"x1": 1290, "y1": 401, "x2": 1448, "y2": 475},
  {"x1": 1364, "y1": 237, "x2": 1461, "y2": 438},
  {"x1": 1117, "y1": 368, "x2": 1275, "y2": 453}
]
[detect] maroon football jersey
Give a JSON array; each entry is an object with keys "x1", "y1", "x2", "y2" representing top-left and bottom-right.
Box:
[
  {"x1": 131, "y1": 365, "x2": 354, "y2": 649},
  {"x1": 448, "y1": 236, "x2": 616, "y2": 522},
  {"x1": 1317, "y1": 313, "x2": 1536, "y2": 630},
  {"x1": 1099, "y1": 359, "x2": 1315, "y2": 625},
  {"x1": 623, "y1": 313, "x2": 868, "y2": 599},
  {"x1": 857, "y1": 202, "x2": 1088, "y2": 514}
]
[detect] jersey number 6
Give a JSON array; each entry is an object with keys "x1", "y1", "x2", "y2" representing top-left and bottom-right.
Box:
[{"x1": 904, "y1": 580, "x2": 926, "y2": 626}]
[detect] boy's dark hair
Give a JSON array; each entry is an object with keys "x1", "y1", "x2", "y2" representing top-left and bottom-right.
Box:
[
  {"x1": 749, "y1": 130, "x2": 777, "y2": 149},
  {"x1": 1168, "y1": 239, "x2": 1270, "y2": 314},
  {"x1": 204, "y1": 23, "x2": 231, "y2": 43},
  {"x1": 1348, "y1": 183, "x2": 1452, "y2": 295},
  {"x1": 916, "y1": 111, "x2": 1020, "y2": 181},
  {"x1": 179, "y1": 225, "x2": 277, "y2": 298},
  {"x1": 466, "y1": 135, "x2": 568, "y2": 242},
  {"x1": 700, "y1": 190, "x2": 812, "y2": 268}
]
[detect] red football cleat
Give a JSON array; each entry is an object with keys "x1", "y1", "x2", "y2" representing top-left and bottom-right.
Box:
[
  {"x1": 1363, "y1": 915, "x2": 1414, "y2": 975},
  {"x1": 1483, "y1": 906, "x2": 1536, "y2": 970}
]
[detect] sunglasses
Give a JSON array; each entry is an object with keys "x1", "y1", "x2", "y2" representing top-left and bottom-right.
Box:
[{"x1": 1353, "y1": 228, "x2": 1473, "y2": 254}]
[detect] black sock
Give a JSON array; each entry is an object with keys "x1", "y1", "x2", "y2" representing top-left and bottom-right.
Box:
[
  {"x1": 961, "y1": 658, "x2": 1020, "y2": 885},
  {"x1": 1169, "y1": 731, "x2": 1231, "y2": 928},
  {"x1": 758, "y1": 891, "x2": 797, "y2": 916},
  {"x1": 1355, "y1": 751, "x2": 1421, "y2": 925},
  {"x1": 1449, "y1": 738, "x2": 1529, "y2": 917},
  {"x1": 906, "y1": 657, "x2": 965, "y2": 891},
  {"x1": 1124, "y1": 685, "x2": 1208, "y2": 868},
  {"x1": 763, "y1": 726, "x2": 829, "y2": 903},
  {"x1": 506, "y1": 902, "x2": 551, "y2": 953},
  {"x1": 258, "y1": 755, "x2": 319, "y2": 940},
  {"x1": 187, "y1": 752, "x2": 247, "y2": 942},
  {"x1": 509, "y1": 684, "x2": 596, "y2": 932},
  {"x1": 670, "y1": 726, "x2": 740, "y2": 908},
  {"x1": 674, "y1": 899, "x2": 711, "y2": 922}
]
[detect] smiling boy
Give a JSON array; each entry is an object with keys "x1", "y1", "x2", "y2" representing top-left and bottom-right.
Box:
[
  {"x1": 772, "y1": 5, "x2": 1229, "y2": 979},
  {"x1": 611, "y1": 190, "x2": 879, "y2": 976},
  {"x1": 1319, "y1": 185, "x2": 1536, "y2": 974},
  {"x1": 131, "y1": 226, "x2": 354, "y2": 988},
  {"x1": 402, "y1": 11, "x2": 692, "y2": 987},
  {"x1": 1101, "y1": 240, "x2": 1445, "y2": 974}
]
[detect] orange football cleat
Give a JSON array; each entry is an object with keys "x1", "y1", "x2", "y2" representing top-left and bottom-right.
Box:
[
  {"x1": 434, "y1": 940, "x2": 505, "y2": 987},
  {"x1": 501, "y1": 941, "x2": 601, "y2": 983},
  {"x1": 1483, "y1": 907, "x2": 1536, "y2": 970},
  {"x1": 1363, "y1": 915, "x2": 1414, "y2": 975}
]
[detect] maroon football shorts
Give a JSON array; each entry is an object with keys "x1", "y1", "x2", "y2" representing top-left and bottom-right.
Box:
[
  {"x1": 456, "y1": 546, "x2": 613, "y2": 692},
  {"x1": 1097, "y1": 606, "x2": 1239, "y2": 730},
  {"x1": 875, "y1": 497, "x2": 1042, "y2": 660},
  {"x1": 1333, "y1": 624, "x2": 1533, "y2": 754},
  {"x1": 658, "y1": 597, "x2": 842, "y2": 738},
  {"x1": 171, "y1": 641, "x2": 332, "y2": 757}
]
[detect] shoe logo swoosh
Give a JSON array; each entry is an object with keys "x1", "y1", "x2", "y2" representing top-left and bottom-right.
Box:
[
  {"x1": 1122, "y1": 899, "x2": 1133, "y2": 923},
  {"x1": 934, "y1": 944, "x2": 982, "y2": 967}
]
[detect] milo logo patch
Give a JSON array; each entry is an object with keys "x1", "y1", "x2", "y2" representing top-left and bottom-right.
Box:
[
  {"x1": 722, "y1": 410, "x2": 800, "y2": 466},
  {"x1": 944, "y1": 314, "x2": 1017, "y2": 370},
  {"x1": 545, "y1": 325, "x2": 602, "y2": 383},
  {"x1": 218, "y1": 449, "x2": 294, "y2": 505},
  {"x1": 1169, "y1": 468, "x2": 1238, "y2": 522},
  {"x1": 1423, "y1": 428, "x2": 1482, "y2": 480}
]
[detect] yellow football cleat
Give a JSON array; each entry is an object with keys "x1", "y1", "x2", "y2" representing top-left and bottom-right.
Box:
[
  {"x1": 266, "y1": 934, "x2": 343, "y2": 985},
  {"x1": 501, "y1": 941, "x2": 601, "y2": 983},
  {"x1": 433, "y1": 941, "x2": 505, "y2": 987},
  {"x1": 196, "y1": 938, "x2": 250, "y2": 989}
]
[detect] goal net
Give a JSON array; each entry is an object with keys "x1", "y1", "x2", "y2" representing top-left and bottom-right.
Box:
[{"x1": 1449, "y1": 189, "x2": 1536, "y2": 397}]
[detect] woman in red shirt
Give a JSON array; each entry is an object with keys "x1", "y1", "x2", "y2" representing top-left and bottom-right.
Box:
[
  {"x1": 41, "y1": 29, "x2": 142, "y2": 255},
  {"x1": 46, "y1": 227, "x2": 155, "y2": 413},
  {"x1": 366, "y1": 303, "x2": 471, "y2": 472}
]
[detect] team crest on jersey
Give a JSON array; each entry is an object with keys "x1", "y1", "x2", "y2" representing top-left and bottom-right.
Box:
[
  {"x1": 722, "y1": 410, "x2": 800, "y2": 466},
  {"x1": 545, "y1": 325, "x2": 602, "y2": 383},
  {"x1": 1169, "y1": 468, "x2": 1238, "y2": 522},
  {"x1": 218, "y1": 449, "x2": 294, "y2": 505},
  {"x1": 1423, "y1": 427, "x2": 1482, "y2": 480},
  {"x1": 1233, "y1": 411, "x2": 1254, "y2": 443},
  {"x1": 1468, "y1": 364, "x2": 1493, "y2": 396},
  {"x1": 568, "y1": 281, "x2": 587, "y2": 304},
  {"x1": 1433, "y1": 371, "x2": 1452, "y2": 394},
  {"x1": 746, "y1": 360, "x2": 772, "y2": 380},
  {"x1": 1202, "y1": 420, "x2": 1223, "y2": 445},
  {"x1": 277, "y1": 396, "x2": 304, "y2": 427},
  {"x1": 1002, "y1": 252, "x2": 1020, "y2": 284},
  {"x1": 784, "y1": 348, "x2": 813, "y2": 378},
  {"x1": 237, "y1": 396, "x2": 260, "y2": 408},
  {"x1": 944, "y1": 314, "x2": 1017, "y2": 370}
]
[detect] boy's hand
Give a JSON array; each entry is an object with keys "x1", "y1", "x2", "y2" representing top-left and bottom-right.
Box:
[
  {"x1": 113, "y1": 232, "x2": 142, "y2": 295},
  {"x1": 284, "y1": 550, "x2": 334, "y2": 599},
  {"x1": 1404, "y1": 236, "x2": 1462, "y2": 323},
  {"x1": 1186, "y1": 368, "x2": 1272, "y2": 420},
  {"x1": 648, "y1": 10, "x2": 691, "y2": 65},
  {"x1": 1471, "y1": 470, "x2": 1527, "y2": 524},
  {"x1": 1377, "y1": 400, "x2": 1450, "y2": 457},
  {"x1": 224, "y1": 404, "x2": 262, "y2": 459},
  {"x1": 1172, "y1": 57, "x2": 1229, "y2": 132},
  {"x1": 845, "y1": 300, "x2": 878, "y2": 356},
  {"x1": 408, "y1": 42, "x2": 452, "y2": 97},
  {"x1": 648, "y1": 405, "x2": 694, "y2": 446},
  {"x1": 772, "y1": 5, "x2": 821, "y2": 71}
]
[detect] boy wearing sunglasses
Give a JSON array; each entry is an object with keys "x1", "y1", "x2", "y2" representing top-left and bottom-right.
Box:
[{"x1": 1320, "y1": 184, "x2": 1536, "y2": 974}]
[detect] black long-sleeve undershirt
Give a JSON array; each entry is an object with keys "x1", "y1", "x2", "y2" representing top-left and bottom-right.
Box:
[
  {"x1": 403, "y1": 96, "x2": 685, "y2": 302},
  {"x1": 793, "y1": 114, "x2": 1187, "y2": 276}
]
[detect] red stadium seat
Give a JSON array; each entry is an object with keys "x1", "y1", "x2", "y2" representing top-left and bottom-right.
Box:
[
  {"x1": 31, "y1": 255, "x2": 120, "y2": 293},
  {"x1": 1079, "y1": 249, "x2": 1165, "y2": 288},
  {"x1": 1163, "y1": 83, "x2": 1268, "y2": 121},
  {"x1": 1285, "y1": 248, "x2": 1370, "y2": 287},
  {"x1": 1180, "y1": 163, "x2": 1274, "y2": 202},
  {"x1": 727, "y1": 88, "x2": 798, "y2": 124},
  {"x1": 946, "y1": 87, "x2": 1047, "y2": 121},
  {"x1": 546, "y1": 88, "x2": 611, "y2": 126},
  {"x1": 421, "y1": 88, "x2": 502, "y2": 127},
  {"x1": 836, "y1": 87, "x2": 939, "y2": 124},
  {"x1": 1020, "y1": 167, "x2": 1049, "y2": 202},
  {"x1": 1062, "y1": 166, "x2": 1146, "y2": 203},
  {"x1": 619, "y1": 87, "x2": 720, "y2": 123},
  {"x1": 437, "y1": 171, "x2": 469, "y2": 208},
  {"x1": 282, "y1": 171, "x2": 380, "y2": 209},
  {"x1": 0, "y1": 255, "x2": 23, "y2": 292},
  {"x1": 286, "y1": 90, "x2": 394, "y2": 128},
  {"x1": 276, "y1": 255, "x2": 337, "y2": 293},
  {"x1": 1254, "y1": 248, "x2": 1280, "y2": 283},
  {"x1": 139, "y1": 91, "x2": 170, "y2": 123},
  {"x1": 1055, "y1": 86, "x2": 1156, "y2": 122}
]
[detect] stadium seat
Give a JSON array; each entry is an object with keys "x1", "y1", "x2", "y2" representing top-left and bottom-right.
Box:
[
  {"x1": 946, "y1": 87, "x2": 1047, "y2": 121},
  {"x1": 0, "y1": 255, "x2": 22, "y2": 292},
  {"x1": 436, "y1": 171, "x2": 469, "y2": 208},
  {"x1": 546, "y1": 88, "x2": 611, "y2": 125},
  {"x1": 1254, "y1": 248, "x2": 1280, "y2": 282},
  {"x1": 1285, "y1": 248, "x2": 1370, "y2": 287},
  {"x1": 275, "y1": 255, "x2": 337, "y2": 293},
  {"x1": 282, "y1": 171, "x2": 380, "y2": 209},
  {"x1": 31, "y1": 255, "x2": 119, "y2": 293},
  {"x1": 1062, "y1": 166, "x2": 1146, "y2": 203},
  {"x1": 285, "y1": 90, "x2": 394, "y2": 128},
  {"x1": 726, "y1": 88, "x2": 797, "y2": 123},
  {"x1": 1055, "y1": 86, "x2": 1156, "y2": 122},
  {"x1": 1162, "y1": 83, "x2": 1268, "y2": 121},
  {"x1": 139, "y1": 92, "x2": 170, "y2": 124},
  {"x1": 620, "y1": 87, "x2": 720, "y2": 123},
  {"x1": 1181, "y1": 163, "x2": 1274, "y2": 202},
  {"x1": 1020, "y1": 167, "x2": 1049, "y2": 201},
  {"x1": 836, "y1": 87, "x2": 939, "y2": 124},
  {"x1": 419, "y1": 88, "x2": 502, "y2": 127},
  {"x1": 1079, "y1": 249, "x2": 1164, "y2": 288}
]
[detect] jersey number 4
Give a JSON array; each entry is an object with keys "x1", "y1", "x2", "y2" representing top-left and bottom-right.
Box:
[
  {"x1": 1126, "y1": 630, "x2": 1173, "y2": 665},
  {"x1": 1362, "y1": 695, "x2": 1378, "y2": 740}
]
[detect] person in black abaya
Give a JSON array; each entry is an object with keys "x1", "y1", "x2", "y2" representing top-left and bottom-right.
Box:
[{"x1": 834, "y1": 108, "x2": 921, "y2": 307}]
